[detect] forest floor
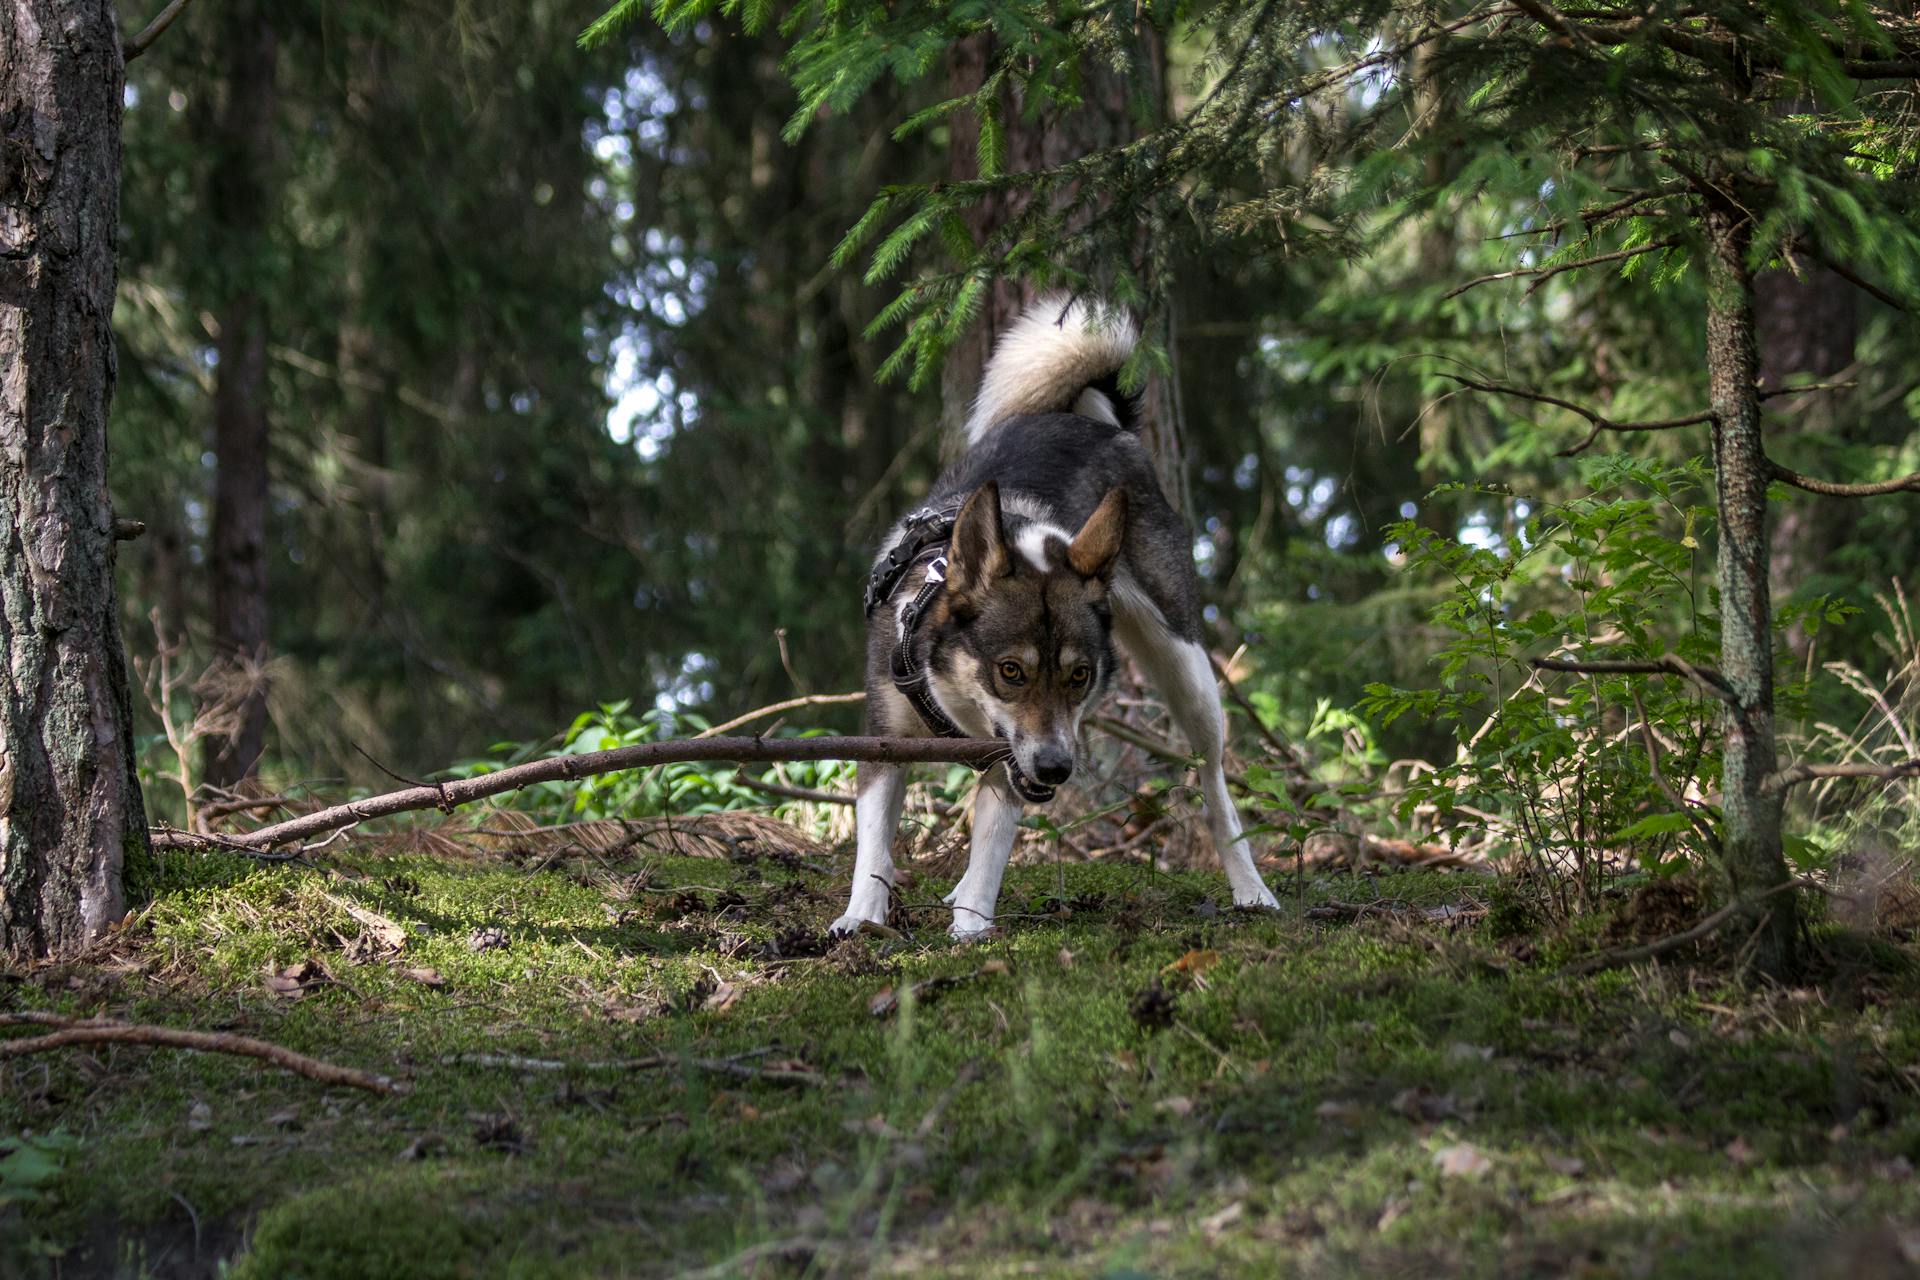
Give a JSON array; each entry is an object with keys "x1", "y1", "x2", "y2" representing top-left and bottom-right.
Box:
[{"x1": 5, "y1": 829, "x2": 1920, "y2": 1279}]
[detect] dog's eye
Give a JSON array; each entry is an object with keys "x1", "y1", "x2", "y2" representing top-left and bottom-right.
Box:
[
  {"x1": 1067, "y1": 664, "x2": 1091, "y2": 686},
  {"x1": 998, "y1": 660, "x2": 1025, "y2": 684}
]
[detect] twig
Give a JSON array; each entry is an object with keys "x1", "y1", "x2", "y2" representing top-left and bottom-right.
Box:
[
  {"x1": 1530, "y1": 654, "x2": 1732, "y2": 702},
  {"x1": 445, "y1": 1050, "x2": 829, "y2": 1087},
  {"x1": 1768, "y1": 461, "x2": 1920, "y2": 498},
  {"x1": 694, "y1": 692, "x2": 866, "y2": 739},
  {"x1": 735, "y1": 775, "x2": 855, "y2": 807},
  {"x1": 1629, "y1": 688, "x2": 1718, "y2": 848},
  {"x1": 1087, "y1": 715, "x2": 1249, "y2": 792},
  {"x1": 1441, "y1": 373, "x2": 1712, "y2": 456},
  {"x1": 123, "y1": 0, "x2": 194, "y2": 60},
  {"x1": 147, "y1": 735, "x2": 1011, "y2": 852},
  {"x1": 0, "y1": 1013, "x2": 404, "y2": 1094},
  {"x1": 1806, "y1": 246, "x2": 1914, "y2": 313},
  {"x1": 1761, "y1": 758, "x2": 1920, "y2": 795},
  {"x1": 1442, "y1": 236, "x2": 1681, "y2": 300},
  {"x1": 1208, "y1": 655, "x2": 1316, "y2": 781},
  {"x1": 1556, "y1": 881, "x2": 1803, "y2": 976}
]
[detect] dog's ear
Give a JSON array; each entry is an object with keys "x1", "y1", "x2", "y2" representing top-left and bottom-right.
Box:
[
  {"x1": 947, "y1": 481, "x2": 1010, "y2": 601},
  {"x1": 1068, "y1": 488, "x2": 1128, "y2": 581}
]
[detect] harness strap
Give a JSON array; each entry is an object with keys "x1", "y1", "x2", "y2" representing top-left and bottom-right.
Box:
[{"x1": 871, "y1": 530, "x2": 1014, "y2": 775}]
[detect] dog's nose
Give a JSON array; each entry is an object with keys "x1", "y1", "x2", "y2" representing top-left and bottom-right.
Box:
[{"x1": 1031, "y1": 746, "x2": 1073, "y2": 785}]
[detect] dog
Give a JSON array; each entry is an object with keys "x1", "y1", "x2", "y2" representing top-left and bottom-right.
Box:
[{"x1": 830, "y1": 295, "x2": 1280, "y2": 940}]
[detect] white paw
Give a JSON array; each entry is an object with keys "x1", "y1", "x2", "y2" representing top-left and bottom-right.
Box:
[
  {"x1": 1234, "y1": 882, "x2": 1281, "y2": 911},
  {"x1": 948, "y1": 918, "x2": 997, "y2": 942}
]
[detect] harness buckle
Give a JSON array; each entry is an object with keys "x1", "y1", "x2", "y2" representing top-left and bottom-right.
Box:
[{"x1": 924, "y1": 554, "x2": 948, "y2": 586}]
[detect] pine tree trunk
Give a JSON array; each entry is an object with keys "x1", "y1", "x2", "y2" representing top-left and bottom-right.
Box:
[
  {"x1": 1702, "y1": 194, "x2": 1796, "y2": 976},
  {"x1": 0, "y1": 0, "x2": 149, "y2": 957},
  {"x1": 202, "y1": 3, "x2": 279, "y2": 787},
  {"x1": 937, "y1": 29, "x2": 1183, "y2": 507}
]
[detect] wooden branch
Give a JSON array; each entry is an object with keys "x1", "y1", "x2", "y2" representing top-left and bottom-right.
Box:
[
  {"x1": 1805, "y1": 247, "x2": 1913, "y2": 313},
  {"x1": 1442, "y1": 236, "x2": 1681, "y2": 300},
  {"x1": 123, "y1": 0, "x2": 194, "y2": 61},
  {"x1": 735, "y1": 775, "x2": 855, "y2": 807},
  {"x1": 1440, "y1": 373, "x2": 1712, "y2": 456},
  {"x1": 0, "y1": 1012, "x2": 404, "y2": 1094},
  {"x1": 1086, "y1": 715, "x2": 1248, "y2": 793},
  {"x1": 694, "y1": 692, "x2": 866, "y2": 738},
  {"x1": 1557, "y1": 880, "x2": 1803, "y2": 976},
  {"x1": 1769, "y1": 461, "x2": 1920, "y2": 498},
  {"x1": 148, "y1": 735, "x2": 1011, "y2": 852},
  {"x1": 1530, "y1": 654, "x2": 1733, "y2": 702},
  {"x1": 1761, "y1": 758, "x2": 1920, "y2": 795}
]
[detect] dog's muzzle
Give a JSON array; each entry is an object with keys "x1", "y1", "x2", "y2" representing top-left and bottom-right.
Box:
[{"x1": 1005, "y1": 756, "x2": 1057, "y2": 805}]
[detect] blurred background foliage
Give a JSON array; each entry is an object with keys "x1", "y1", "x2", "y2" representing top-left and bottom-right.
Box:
[{"x1": 109, "y1": 0, "x2": 1920, "y2": 888}]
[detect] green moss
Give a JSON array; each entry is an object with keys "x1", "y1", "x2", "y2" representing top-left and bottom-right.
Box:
[{"x1": 6, "y1": 844, "x2": 1918, "y2": 1277}]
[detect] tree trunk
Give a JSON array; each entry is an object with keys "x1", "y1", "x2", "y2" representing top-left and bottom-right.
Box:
[
  {"x1": 1702, "y1": 194, "x2": 1796, "y2": 976},
  {"x1": 937, "y1": 29, "x2": 1183, "y2": 506},
  {"x1": 201, "y1": 3, "x2": 279, "y2": 787},
  {"x1": 0, "y1": 0, "x2": 149, "y2": 957}
]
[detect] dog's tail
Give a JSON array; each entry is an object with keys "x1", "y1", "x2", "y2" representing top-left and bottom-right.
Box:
[{"x1": 963, "y1": 293, "x2": 1139, "y2": 444}]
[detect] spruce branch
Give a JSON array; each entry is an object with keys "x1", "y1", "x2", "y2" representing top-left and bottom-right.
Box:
[
  {"x1": 1442, "y1": 236, "x2": 1682, "y2": 300},
  {"x1": 1768, "y1": 462, "x2": 1920, "y2": 498},
  {"x1": 1438, "y1": 373, "x2": 1712, "y2": 455}
]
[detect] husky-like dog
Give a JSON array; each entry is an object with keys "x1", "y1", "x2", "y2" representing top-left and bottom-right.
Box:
[{"x1": 831, "y1": 295, "x2": 1280, "y2": 939}]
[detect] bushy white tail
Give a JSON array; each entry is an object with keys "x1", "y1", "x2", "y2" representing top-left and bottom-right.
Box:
[{"x1": 963, "y1": 294, "x2": 1138, "y2": 444}]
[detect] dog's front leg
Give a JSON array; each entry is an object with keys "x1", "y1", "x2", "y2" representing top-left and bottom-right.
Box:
[
  {"x1": 829, "y1": 762, "x2": 906, "y2": 937},
  {"x1": 944, "y1": 764, "x2": 1023, "y2": 939}
]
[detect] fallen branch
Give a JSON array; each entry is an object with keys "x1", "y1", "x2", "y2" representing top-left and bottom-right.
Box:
[
  {"x1": 1761, "y1": 758, "x2": 1920, "y2": 795},
  {"x1": 1768, "y1": 461, "x2": 1920, "y2": 498},
  {"x1": 0, "y1": 1012, "x2": 404, "y2": 1095},
  {"x1": 1556, "y1": 881, "x2": 1802, "y2": 977},
  {"x1": 734, "y1": 775, "x2": 855, "y2": 806},
  {"x1": 149, "y1": 735, "x2": 1010, "y2": 853},
  {"x1": 445, "y1": 1050, "x2": 829, "y2": 1087},
  {"x1": 1530, "y1": 654, "x2": 1732, "y2": 702},
  {"x1": 1440, "y1": 373, "x2": 1713, "y2": 456}
]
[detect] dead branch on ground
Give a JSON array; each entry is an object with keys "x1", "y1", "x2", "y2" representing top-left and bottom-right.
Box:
[
  {"x1": 0, "y1": 1011, "x2": 405, "y2": 1094},
  {"x1": 149, "y1": 735, "x2": 1013, "y2": 853}
]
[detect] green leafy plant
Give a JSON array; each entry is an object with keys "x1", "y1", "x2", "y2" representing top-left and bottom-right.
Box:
[{"x1": 1355, "y1": 458, "x2": 1735, "y2": 912}]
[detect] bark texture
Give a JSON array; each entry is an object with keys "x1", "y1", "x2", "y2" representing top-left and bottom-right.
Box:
[
  {"x1": 0, "y1": 0, "x2": 148, "y2": 956},
  {"x1": 938, "y1": 31, "x2": 1185, "y2": 507},
  {"x1": 1703, "y1": 195, "x2": 1796, "y2": 976},
  {"x1": 201, "y1": 1, "x2": 279, "y2": 787}
]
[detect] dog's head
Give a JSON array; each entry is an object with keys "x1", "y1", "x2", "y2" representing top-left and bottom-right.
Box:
[{"x1": 925, "y1": 481, "x2": 1128, "y2": 803}]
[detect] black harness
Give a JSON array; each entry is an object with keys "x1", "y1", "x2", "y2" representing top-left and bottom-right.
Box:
[{"x1": 865, "y1": 507, "x2": 1021, "y2": 780}]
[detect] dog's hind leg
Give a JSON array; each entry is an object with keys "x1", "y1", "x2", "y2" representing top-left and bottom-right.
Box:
[
  {"x1": 830, "y1": 763, "x2": 907, "y2": 936},
  {"x1": 1122, "y1": 628, "x2": 1279, "y2": 910},
  {"x1": 945, "y1": 765, "x2": 1024, "y2": 938}
]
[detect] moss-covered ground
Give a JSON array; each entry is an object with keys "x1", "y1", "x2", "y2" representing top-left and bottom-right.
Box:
[{"x1": 5, "y1": 837, "x2": 1920, "y2": 1278}]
